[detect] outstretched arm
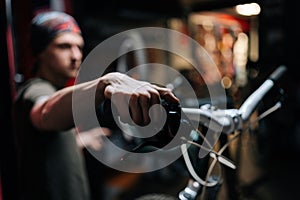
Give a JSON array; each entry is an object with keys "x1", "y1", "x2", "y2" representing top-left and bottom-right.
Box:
[{"x1": 30, "y1": 72, "x2": 179, "y2": 131}]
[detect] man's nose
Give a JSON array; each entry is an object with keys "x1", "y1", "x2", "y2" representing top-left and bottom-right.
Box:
[{"x1": 71, "y1": 46, "x2": 82, "y2": 60}]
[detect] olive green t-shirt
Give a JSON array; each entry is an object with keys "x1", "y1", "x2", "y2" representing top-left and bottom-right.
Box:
[{"x1": 14, "y1": 78, "x2": 91, "y2": 200}]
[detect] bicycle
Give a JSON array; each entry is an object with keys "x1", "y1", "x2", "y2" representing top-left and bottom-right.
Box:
[{"x1": 129, "y1": 65, "x2": 287, "y2": 200}]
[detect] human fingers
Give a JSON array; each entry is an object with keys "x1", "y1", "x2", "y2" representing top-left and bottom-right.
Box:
[
  {"x1": 128, "y1": 93, "x2": 143, "y2": 125},
  {"x1": 152, "y1": 85, "x2": 180, "y2": 103},
  {"x1": 148, "y1": 91, "x2": 163, "y2": 125},
  {"x1": 134, "y1": 85, "x2": 162, "y2": 126},
  {"x1": 110, "y1": 92, "x2": 133, "y2": 124}
]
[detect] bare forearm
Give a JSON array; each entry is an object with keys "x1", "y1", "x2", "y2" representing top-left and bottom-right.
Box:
[{"x1": 30, "y1": 78, "x2": 104, "y2": 131}]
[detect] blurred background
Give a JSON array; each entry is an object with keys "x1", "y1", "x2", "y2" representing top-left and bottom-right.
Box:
[{"x1": 1, "y1": 0, "x2": 299, "y2": 199}]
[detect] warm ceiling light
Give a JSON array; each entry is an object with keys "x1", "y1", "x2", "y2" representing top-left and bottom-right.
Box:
[{"x1": 235, "y1": 3, "x2": 261, "y2": 16}]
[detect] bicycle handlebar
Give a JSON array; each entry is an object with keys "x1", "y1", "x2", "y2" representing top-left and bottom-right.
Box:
[
  {"x1": 182, "y1": 65, "x2": 287, "y2": 135},
  {"x1": 239, "y1": 65, "x2": 286, "y2": 121}
]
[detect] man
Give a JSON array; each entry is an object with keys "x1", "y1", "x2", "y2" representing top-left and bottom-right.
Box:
[{"x1": 13, "y1": 10, "x2": 179, "y2": 200}]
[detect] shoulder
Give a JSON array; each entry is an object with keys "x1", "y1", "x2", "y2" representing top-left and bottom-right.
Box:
[{"x1": 17, "y1": 78, "x2": 57, "y2": 102}]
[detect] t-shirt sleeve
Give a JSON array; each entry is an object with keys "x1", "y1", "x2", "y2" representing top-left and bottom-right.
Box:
[{"x1": 23, "y1": 80, "x2": 56, "y2": 104}]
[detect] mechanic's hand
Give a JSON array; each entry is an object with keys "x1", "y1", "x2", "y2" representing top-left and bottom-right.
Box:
[{"x1": 100, "y1": 72, "x2": 179, "y2": 126}]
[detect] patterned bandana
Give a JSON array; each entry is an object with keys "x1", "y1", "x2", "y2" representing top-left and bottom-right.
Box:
[{"x1": 30, "y1": 11, "x2": 81, "y2": 55}]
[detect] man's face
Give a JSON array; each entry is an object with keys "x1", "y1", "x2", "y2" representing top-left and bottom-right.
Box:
[{"x1": 38, "y1": 32, "x2": 84, "y2": 82}]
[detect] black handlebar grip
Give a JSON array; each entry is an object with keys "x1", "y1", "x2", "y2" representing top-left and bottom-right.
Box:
[{"x1": 269, "y1": 65, "x2": 287, "y2": 82}]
